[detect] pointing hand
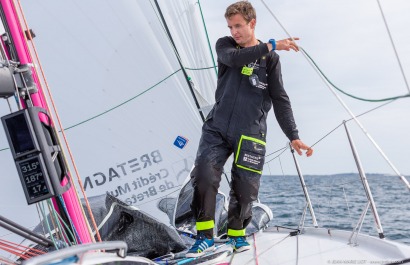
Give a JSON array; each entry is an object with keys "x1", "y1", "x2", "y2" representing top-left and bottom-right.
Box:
[{"x1": 276, "y1": 37, "x2": 300, "y2": 52}]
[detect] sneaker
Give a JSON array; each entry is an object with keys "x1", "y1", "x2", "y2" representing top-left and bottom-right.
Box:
[
  {"x1": 186, "y1": 233, "x2": 215, "y2": 258},
  {"x1": 229, "y1": 236, "x2": 251, "y2": 252}
]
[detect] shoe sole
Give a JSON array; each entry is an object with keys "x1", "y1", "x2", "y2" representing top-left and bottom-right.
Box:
[
  {"x1": 185, "y1": 245, "x2": 215, "y2": 258},
  {"x1": 234, "y1": 245, "x2": 251, "y2": 253}
]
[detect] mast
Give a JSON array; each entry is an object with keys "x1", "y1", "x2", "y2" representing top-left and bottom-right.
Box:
[{"x1": 0, "y1": 0, "x2": 92, "y2": 244}]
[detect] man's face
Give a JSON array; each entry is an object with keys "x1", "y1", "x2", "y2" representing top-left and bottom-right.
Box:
[{"x1": 226, "y1": 14, "x2": 255, "y2": 47}]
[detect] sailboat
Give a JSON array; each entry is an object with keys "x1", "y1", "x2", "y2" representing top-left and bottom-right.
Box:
[{"x1": 0, "y1": 0, "x2": 409, "y2": 264}]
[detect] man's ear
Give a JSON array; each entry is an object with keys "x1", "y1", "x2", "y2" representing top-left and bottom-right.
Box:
[{"x1": 250, "y1": 18, "x2": 256, "y2": 29}]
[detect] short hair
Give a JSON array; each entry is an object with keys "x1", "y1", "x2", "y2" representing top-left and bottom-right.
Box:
[{"x1": 224, "y1": 1, "x2": 256, "y2": 23}]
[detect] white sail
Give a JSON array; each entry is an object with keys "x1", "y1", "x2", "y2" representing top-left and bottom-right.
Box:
[{"x1": 1, "y1": 0, "x2": 219, "y2": 229}]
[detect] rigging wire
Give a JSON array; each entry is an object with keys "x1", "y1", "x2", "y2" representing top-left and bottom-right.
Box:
[
  {"x1": 264, "y1": 145, "x2": 289, "y2": 165},
  {"x1": 264, "y1": 99, "x2": 397, "y2": 167},
  {"x1": 265, "y1": 146, "x2": 287, "y2": 158},
  {"x1": 376, "y1": 0, "x2": 410, "y2": 93}
]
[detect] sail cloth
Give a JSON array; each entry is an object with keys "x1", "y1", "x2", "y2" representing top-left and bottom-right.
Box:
[
  {"x1": 18, "y1": 0, "x2": 218, "y2": 225},
  {"x1": 82, "y1": 194, "x2": 186, "y2": 258},
  {"x1": 31, "y1": 194, "x2": 186, "y2": 258},
  {"x1": 158, "y1": 178, "x2": 273, "y2": 238}
]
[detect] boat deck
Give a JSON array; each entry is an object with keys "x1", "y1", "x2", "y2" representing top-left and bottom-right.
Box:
[{"x1": 217, "y1": 227, "x2": 410, "y2": 265}]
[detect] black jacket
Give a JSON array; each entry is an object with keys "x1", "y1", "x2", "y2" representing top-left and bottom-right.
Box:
[{"x1": 206, "y1": 36, "x2": 299, "y2": 141}]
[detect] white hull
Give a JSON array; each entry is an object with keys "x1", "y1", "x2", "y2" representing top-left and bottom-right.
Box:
[{"x1": 217, "y1": 227, "x2": 410, "y2": 264}]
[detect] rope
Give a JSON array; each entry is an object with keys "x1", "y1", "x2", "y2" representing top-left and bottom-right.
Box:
[
  {"x1": 253, "y1": 233, "x2": 259, "y2": 265},
  {"x1": 256, "y1": 234, "x2": 290, "y2": 258},
  {"x1": 52, "y1": 204, "x2": 78, "y2": 246},
  {"x1": 64, "y1": 69, "x2": 181, "y2": 130},
  {"x1": 301, "y1": 47, "x2": 410, "y2": 102},
  {"x1": 0, "y1": 239, "x2": 46, "y2": 256},
  {"x1": 47, "y1": 200, "x2": 73, "y2": 245},
  {"x1": 196, "y1": 0, "x2": 218, "y2": 77},
  {"x1": 58, "y1": 196, "x2": 82, "y2": 244},
  {"x1": 0, "y1": 256, "x2": 18, "y2": 265},
  {"x1": 38, "y1": 201, "x2": 60, "y2": 248},
  {"x1": 46, "y1": 200, "x2": 62, "y2": 243}
]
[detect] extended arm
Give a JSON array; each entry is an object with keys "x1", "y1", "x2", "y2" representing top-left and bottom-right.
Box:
[{"x1": 216, "y1": 37, "x2": 269, "y2": 68}]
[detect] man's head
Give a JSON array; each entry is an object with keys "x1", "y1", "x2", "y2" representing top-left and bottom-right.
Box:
[
  {"x1": 225, "y1": 1, "x2": 257, "y2": 47},
  {"x1": 225, "y1": 1, "x2": 256, "y2": 23}
]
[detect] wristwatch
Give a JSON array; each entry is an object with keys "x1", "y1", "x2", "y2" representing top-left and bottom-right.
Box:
[{"x1": 269, "y1": 39, "x2": 276, "y2": 51}]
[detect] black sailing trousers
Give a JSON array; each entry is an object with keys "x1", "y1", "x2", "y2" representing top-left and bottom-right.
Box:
[{"x1": 190, "y1": 122, "x2": 265, "y2": 238}]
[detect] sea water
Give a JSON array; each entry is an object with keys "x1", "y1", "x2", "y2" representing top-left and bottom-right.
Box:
[{"x1": 259, "y1": 174, "x2": 410, "y2": 245}]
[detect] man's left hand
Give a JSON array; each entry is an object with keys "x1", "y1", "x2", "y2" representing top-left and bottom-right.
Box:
[{"x1": 291, "y1": 139, "x2": 313, "y2": 157}]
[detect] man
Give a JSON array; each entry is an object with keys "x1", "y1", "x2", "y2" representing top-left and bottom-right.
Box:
[{"x1": 186, "y1": 1, "x2": 313, "y2": 258}]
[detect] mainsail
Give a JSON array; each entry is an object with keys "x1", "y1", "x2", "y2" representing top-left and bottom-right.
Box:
[{"x1": 16, "y1": 0, "x2": 220, "y2": 223}]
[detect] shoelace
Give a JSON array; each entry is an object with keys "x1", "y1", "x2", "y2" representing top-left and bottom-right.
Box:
[
  {"x1": 235, "y1": 237, "x2": 246, "y2": 244},
  {"x1": 230, "y1": 237, "x2": 246, "y2": 246},
  {"x1": 192, "y1": 234, "x2": 207, "y2": 248}
]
